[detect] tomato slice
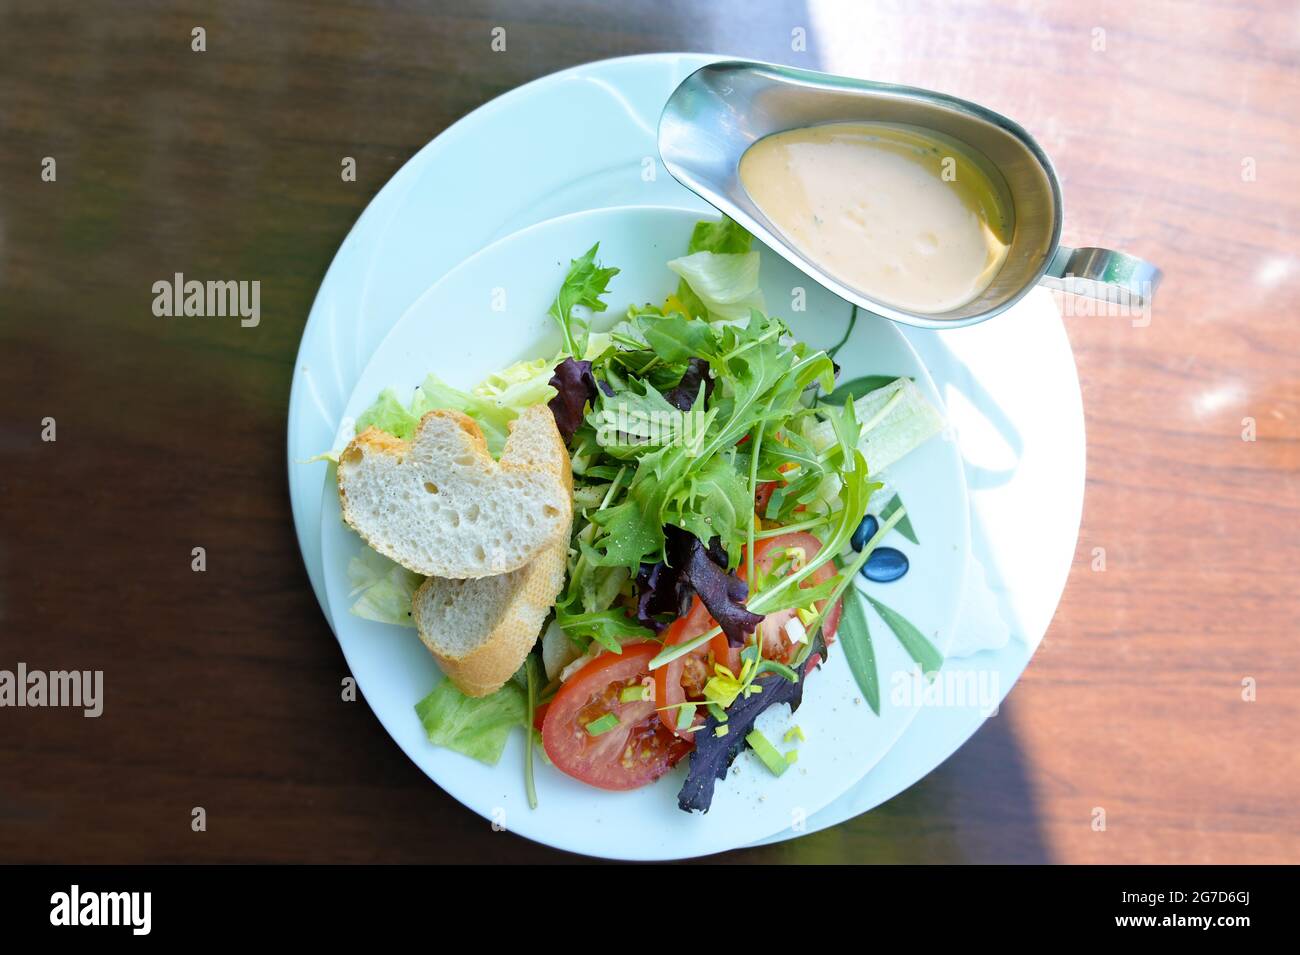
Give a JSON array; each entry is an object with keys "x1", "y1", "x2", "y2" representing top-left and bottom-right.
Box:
[
  {"x1": 541, "y1": 642, "x2": 692, "y2": 791},
  {"x1": 745, "y1": 532, "x2": 842, "y2": 664},
  {"x1": 754, "y1": 462, "x2": 800, "y2": 518},
  {"x1": 650, "y1": 529, "x2": 841, "y2": 736},
  {"x1": 654, "y1": 598, "x2": 741, "y2": 737}
]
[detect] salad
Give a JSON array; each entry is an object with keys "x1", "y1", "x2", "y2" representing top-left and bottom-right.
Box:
[{"x1": 336, "y1": 215, "x2": 946, "y2": 813}]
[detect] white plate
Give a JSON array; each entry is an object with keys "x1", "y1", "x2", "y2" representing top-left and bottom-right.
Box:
[
  {"x1": 289, "y1": 53, "x2": 1085, "y2": 856},
  {"x1": 315, "y1": 205, "x2": 970, "y2": 860}
]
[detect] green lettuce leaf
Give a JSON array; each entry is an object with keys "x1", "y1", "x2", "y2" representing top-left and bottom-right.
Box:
[
  {"x1": 807, "y1": 377, "x2": 944, "y2": 477},
  {"x1": 346, "y1": 548, "x2": 421, "y2": 627},
  {"x1": 354, "y1": 388, "x2": 423, "y2": 441},
  {"x1": 667, "y1": 250, "x2": 765, "y2": 322},
  {"x1": 473, "y1": 357, "x2": 560, "y2": 411},
  {"x1": 414, "y1": 679, "x2": 526, "y2": 765},
  {"x1": 686, "y1": 216, "x2": 754, "y2": 255},
  {"x1": 355, "y1": 367, "x2": 558, "y2": 458},
  {"x1": 671, "y1": 216, "x2": 755, "y2": 319}
]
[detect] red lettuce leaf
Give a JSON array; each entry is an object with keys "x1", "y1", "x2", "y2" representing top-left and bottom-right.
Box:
[
  {"x1": 676, "y1": 633, "x2": 827, "y2": 814},
  {"x1": 663, "y1": 358, "x2": 714, "y2": 411},
  {"x1": 634, "y1": 526, "x2": 761, "y2": 645},
  {"x1": 547, "y1": 357, "x2": 611, "y2": 442}
]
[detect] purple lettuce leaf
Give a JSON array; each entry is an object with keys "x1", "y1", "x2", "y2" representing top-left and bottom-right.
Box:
[
  {"x1": 634, "y1": 526, "x2": 761, "y2": 645},
  {"x1": 676, "y1": 633, "x2": 827, "y2": 814},
  {"x1": 547, "y1": 357, "x2": 611, "y2": 442},
  {"x1": 663, "y1": 358, "x2": 714, "y2": 412}
]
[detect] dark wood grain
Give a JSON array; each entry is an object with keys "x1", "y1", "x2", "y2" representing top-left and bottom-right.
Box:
[{"x1": 0, "y1": 0, "x2": 1296, "y2": 864}]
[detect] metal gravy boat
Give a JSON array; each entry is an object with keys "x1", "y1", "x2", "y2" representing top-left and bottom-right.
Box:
[{"x1": 658, "y1": 60, "x2": 1161, "y2": 329}]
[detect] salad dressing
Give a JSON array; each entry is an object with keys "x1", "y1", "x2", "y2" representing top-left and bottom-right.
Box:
[{"x1": 739, "y1": 122, "x2": 1012, "y2": 314}]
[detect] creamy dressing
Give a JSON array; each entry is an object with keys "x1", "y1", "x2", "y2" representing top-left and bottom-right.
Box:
[{"x1": 739, "y1": 122, "x2": 1012, "y2": 314}]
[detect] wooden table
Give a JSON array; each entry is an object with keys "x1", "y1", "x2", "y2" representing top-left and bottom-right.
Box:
[{"x1": 1, "y1": 0, "x2": 1295, "y2": 864}]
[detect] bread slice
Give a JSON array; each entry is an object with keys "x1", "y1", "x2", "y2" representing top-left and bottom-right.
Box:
[
  {"x1": 412, "y1": 406, "x2": 574, "y2": 697},
  {"x1": 337, "y1": 405, "x2": 571, "y2": 579},
  {"x1": 414, "y1": 535, "x2": 569, "y2": 697}
]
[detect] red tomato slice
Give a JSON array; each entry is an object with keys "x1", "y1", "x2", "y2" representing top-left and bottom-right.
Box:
[
  {"x1": 654, "y1": 598, "x2": 741, "y2": 737},
  {"x1": 532, "y1": 699, "x2": 550, "y2": 733},
  {"x1": 745, "y1": 532, "x2": 842, "y2": 663},
  {"x1": 541, "y1": 642, "x2": 692, "y2": 791},
  {"x1": 754, "y1": 462, "x2": 800, "y2": 518}
]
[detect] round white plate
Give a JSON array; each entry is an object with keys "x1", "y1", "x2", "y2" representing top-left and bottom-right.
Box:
[
  {"x1": 315, "y1": 205, "x2": 970, "y2": 860},
  {"x1": 289, "y1": 53, "x2": 1085, "y2": 856}
]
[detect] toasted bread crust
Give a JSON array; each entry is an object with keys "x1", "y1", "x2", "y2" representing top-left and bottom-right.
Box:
[{"x1": 414, "y1": 534, "x2": 569, "y2": 697}]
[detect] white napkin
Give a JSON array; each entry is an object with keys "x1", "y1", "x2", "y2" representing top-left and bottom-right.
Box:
[{"x1": 945, "y1": 552, "x2": 1011, "y2": 658}]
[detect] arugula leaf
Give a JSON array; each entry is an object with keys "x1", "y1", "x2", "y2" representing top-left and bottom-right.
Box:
[
  {"x1": 588, "y1": 481, "x2": 665, "y2": 568},
  {"x1": 640, "y1": 312, "x2": 719, "y2": 364},
  {"x1": 548, "y1": 243, "x2": 620, "y2": 357},
  {"x1": 753, "y1": 572, "x2": 842, "y2": 613},
  {"x1": 826, "y1": 304, "x2": 859, "y2": 361},
  {"x1": 756, "y1": 426, "x2": 824, "y2": 480},
  {"x1": 838, "y1": 586, "x2": 880, "y2": 714},
  {"x1": 749, "y1": 449, "x2": 880, "y2": 617},
  {"x1": 589, "y1": 376, "x2": 711, "y2": 459},
  {"x1": 664, "y1": 453, "x2": 750, "y2": 559},
  {"x1": 554, "y1": 608, "x2": 653, "y2": 653},
  {"x1": 590, "y1": 313, "x2": 835, "y2": 574},
  {"x1": 763, "y1": 466, "x2": 827, "y2": 522},
  {"x1": 827, "y1": 393, "x2": 861, "y2": 468},
  {"x1": 414, "y1": 680, "x2": 525, "y2": 765},
  {"x1": 865, "y1": 594, "x2": 944, "y2": 677}
]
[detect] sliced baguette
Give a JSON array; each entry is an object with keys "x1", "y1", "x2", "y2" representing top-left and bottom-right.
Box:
[
  {"x1": 337, "y1": 405, "x2": 571, "y2": 579},
  {"x1": 414, "y1": 534, "x2": 569, "y2": 697},
  {"x1": 413, "y1": 406, "x2": 574, "y2": 697}
]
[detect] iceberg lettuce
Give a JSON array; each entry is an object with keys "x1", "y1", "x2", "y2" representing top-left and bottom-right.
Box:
[
  {"x1": 354, "y1": 363, "x2": 557, "y2": 458},
  {"x1": 346, "y1": 548, "x2": 421, "y2": 628},
  {"x1": 666, "y1": 251, "x2": 765, "y2": 322}
]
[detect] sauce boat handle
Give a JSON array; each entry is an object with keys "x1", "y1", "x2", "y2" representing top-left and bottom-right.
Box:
[{"x1": 1039, "y1": 246, "x2": 1162, "y2": 306}]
